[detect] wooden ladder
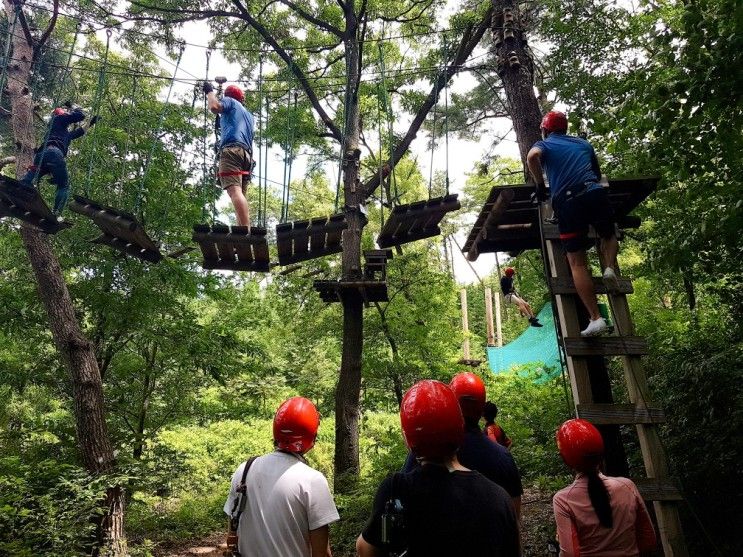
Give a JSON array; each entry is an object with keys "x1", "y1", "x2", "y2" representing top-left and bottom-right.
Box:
[{"x1": 538, "y1": 204, "x2": 688, "y2": 556}]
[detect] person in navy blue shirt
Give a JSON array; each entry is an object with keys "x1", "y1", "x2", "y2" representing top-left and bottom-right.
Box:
[
  {"x1": 500, "y1": 266, "x2": 542, "y2": 327},
  {"x1": 20, "y1": 105, "x2": 98, "y2": 216},
  {"x1": 203, "y1": 81, "x2": 254, "y2": 227},
  {"x1": 402, "y1": 373, "x2": 524, "y2": 518},
  {"x1": 527, "y1": 111, "x2": 618, "y2": 337}
]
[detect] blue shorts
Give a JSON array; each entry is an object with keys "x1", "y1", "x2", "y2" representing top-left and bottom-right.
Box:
[{"x1": 553, "y1": 186, "x2": 614, "y2": 252}]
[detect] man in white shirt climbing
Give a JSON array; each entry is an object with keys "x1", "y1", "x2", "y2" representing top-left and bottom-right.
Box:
[{"x1": 224, "y1": 397, "x2": 339, "y2": 557}]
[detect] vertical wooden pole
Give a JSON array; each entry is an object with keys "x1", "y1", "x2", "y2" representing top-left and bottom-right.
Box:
[
  {"x1": 485, "y1": 287, "x2": 495, "y2": 346},
  {"x1": 494, "y1": 287, "x2": 503, "y2": 347},
  {"x1": 460, "y1": 288, "x2": 471, "y2": 360}
]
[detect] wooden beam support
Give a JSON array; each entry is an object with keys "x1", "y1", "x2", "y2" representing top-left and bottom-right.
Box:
[
  {"x1": 467, "y1": 188, "x2": 515, "y2": 261},
  {"x1": 576, "y1": 403, "x2": 665, "y2": 425},
  {"x1": 550, "y1": 276, "x2": 634, "y2": 295}
]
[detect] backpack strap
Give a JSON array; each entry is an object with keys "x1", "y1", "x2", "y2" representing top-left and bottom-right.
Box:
[{"x1": 230, "y1": 456, "x2": 258, "y2": 529}]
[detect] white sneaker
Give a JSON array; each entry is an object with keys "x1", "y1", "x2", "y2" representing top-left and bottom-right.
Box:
[
  {"x1": 603, "y1": 267, "x2": 619, "y2": 292},
  {"x1": 581, "y1": 317, "x2": 609, "y2": 337}
]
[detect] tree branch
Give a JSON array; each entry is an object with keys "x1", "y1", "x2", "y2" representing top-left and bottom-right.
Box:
[
  {"x1": 363, "y1": 7, "x2": 493, "y2": 198},
  {"x1": 14, "y1": 3, "x2": 34, "y2": 49},
  {"x1": 228, "y1": 0, "x2": 343, "y2": 140},
  {"x1": 276, "y1": 0, "x2": 343, "y2": 37},
  {"x1": 34, "y1": 0, "x2": 59, "y2": 59}
]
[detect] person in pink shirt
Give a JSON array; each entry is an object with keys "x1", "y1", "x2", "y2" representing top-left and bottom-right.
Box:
[{"x1": 553, "y1": 419, "x2": 657, "y2": 557}]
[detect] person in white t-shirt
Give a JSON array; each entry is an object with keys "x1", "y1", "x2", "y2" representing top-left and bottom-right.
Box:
[{"x1": 224, "y1": 397, "x2": 340, "y2": 557}]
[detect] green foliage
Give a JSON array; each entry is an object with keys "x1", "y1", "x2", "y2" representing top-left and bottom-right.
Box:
[{"x1": 0, "y1": 457, "x2": 110, "y2": 556}]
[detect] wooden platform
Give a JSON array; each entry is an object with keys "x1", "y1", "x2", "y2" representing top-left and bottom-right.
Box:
[
  {"x1": 276, "y1": 213, "x2": 347, "y2": 266},
  {"x1": 0, "y1": 175, "x2": 72, "y2": 234},
  {"x1": 192, "y1": 223, "x2": 270, "y2": 272},
  {"x1": 463, "y1": 178, "x2": 657, "y2": 258},
  {"x1": 68, "y1": 195, "x2": 162, "y2": 263},
  {"x1": 377, "y1": 194, "x2": 460, "y2": 248}
]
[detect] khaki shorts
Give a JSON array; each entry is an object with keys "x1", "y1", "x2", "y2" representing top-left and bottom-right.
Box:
[
  {"x1": 504, "y1": 293, "x2": 525, "y2": 306},
  {"x1": 218, "y1": 145, "x2": 252, "y2": 194}
]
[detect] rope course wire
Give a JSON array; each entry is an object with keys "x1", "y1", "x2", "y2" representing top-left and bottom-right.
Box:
[
  {"x1": 135, "y1": 42, "x2": 185, "y2": 217},
  {"x1": 24, "y1": 0, "x2": 479, "y2": 54},
  {"x1": 83, "y1": 28, "x2": 112, "y2": 197}
]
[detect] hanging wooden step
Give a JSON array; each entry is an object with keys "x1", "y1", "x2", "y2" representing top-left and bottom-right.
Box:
[
  {"x1": 68, "y1": 195, "x2": 162, "y2": 263},
  {"x1": 377, "y1": 194, "x2": 460, "y2": 248},
  {"x1": 276, "y1": 213, "x2": 347, "y2": 266},
  {"x1": 633, "y1": 478, "x2": 683, "y2": 501},
  {"x1": 313, "y1": 280, "x2": 388, "y2": 304},
  {"x1": 563, "y1": 336, "x2": 649, "y2": 357},
  {"x1": 457, "y1": 358, "x2": 483, "y2": 367},
  {"x1": 364, "y1": 249, "x2": 393, "y2": 281},
  {"x1": 192, "y1": 223, "x2": 270, "y2": 272},
  {"x1": 0, "y1": 175, "x2": 72, "y2": 234},
  {"x1": 550, "y1": 276, "x2": 634, "y2": 295},
  {"x1": 576, "y1": 403, "x2": 665, "y2": 425}
]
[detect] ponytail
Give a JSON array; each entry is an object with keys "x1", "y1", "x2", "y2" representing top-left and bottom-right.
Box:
[{"x1": 586, "y1": 469, "x2": 613, "y2": 528}]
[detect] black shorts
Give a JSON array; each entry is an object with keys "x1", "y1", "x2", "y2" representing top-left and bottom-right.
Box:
[{"x1": 553, "y1": 186, "x2": 614, "y2": 252}]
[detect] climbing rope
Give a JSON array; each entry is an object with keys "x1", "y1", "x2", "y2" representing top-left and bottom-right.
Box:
[
  {"x1": 83, "y1": 29, "x2": 112, "y2": 197},
  {"x1": 376, "y1": 81, "x2": 385, "y2": 229},
  {"x1": 0, "y1": 4, "x2": 20, "y2": 108},
  {"x1": 443, "y1": 36, "x2": 451, "y2": 196},
  {"x1": 262, "y1": 95, "x2": 269, "y2": 227},
  {"x1": 201, "y1": 49, "x2": 211, "y2": 221},
  {"x1": 256, "y1": 53, "x2": 264, "y2": 227},
  {"x1": 280, "y1": 89, "x2": 297, "y2": 223},
  {"x1": 377, "y1": 38, "x2": 398, "y2": 205},
  {"x1": 135, "y1": 43, "x2": 184, "y2": 217}
]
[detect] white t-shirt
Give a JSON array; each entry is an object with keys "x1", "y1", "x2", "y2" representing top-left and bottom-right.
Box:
[{"x1": 224, "y1": 451, "x2": 340, "y2": 557}]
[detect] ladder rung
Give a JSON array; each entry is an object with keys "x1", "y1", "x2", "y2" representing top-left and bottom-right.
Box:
[
  {"x1": 564, "y1": 336, "x2": 648, "y2": 356},
  {"x1": 576, "y1": 403, "x2": 665, "y2": 424},
  {"x1": 633, "y1": 478, "x2": 683, "y2": 501},
  {"x1": 550, "y1": 276, "x2": 633, "y2": 295}
]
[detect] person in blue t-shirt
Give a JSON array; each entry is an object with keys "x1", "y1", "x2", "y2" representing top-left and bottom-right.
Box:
[
  {"x1": 203, "y1": 81, "x2": 255, "y2": 227},
  {"x1": 526, "y1": 111, "x2": 618, "y2": 337},
  {"x1": 19, "y1": 104, "x2": 99, "y2": 217}
]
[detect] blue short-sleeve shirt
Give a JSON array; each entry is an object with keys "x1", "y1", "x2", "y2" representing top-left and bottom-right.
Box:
[
  {"x1": 532, "y1": 134, "x2": 600, "y2": 199},
  {"x1": 220, "y1": 96, "x2": 255, "y2": 152}
]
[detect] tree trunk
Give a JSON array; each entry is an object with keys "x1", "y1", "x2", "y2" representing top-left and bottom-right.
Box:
[
  {"x1": 491, "y1": 0, "x2": 628, "y2": 475},
  {"x1": 3, "y1": 3, "x2": 125, "y2": 553},
  {"x1": 334, "y1": 6, "x2": 365, "y2": 491},
  {"x1": 491, "y1": 0, "x2": 543, "y2": 172}
]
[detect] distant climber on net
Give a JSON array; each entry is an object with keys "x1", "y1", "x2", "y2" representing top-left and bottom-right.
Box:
[
  {"x1": 483, "y1": 401, "x2": 512, "y2": 449},
  {"x1": 526, "y1": 111, "x2": 619, "y2": 337},
  {"x1": 19, "y1": 104, "x2": 99, "y2": 218},
  {"x1": 500, "y1": 267, "x2": 542, "y2": 327},
  {"x1": 202, "y1": 81, "x2": 254, "y2": 228}
]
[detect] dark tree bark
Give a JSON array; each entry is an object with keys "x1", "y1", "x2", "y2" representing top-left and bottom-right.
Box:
[
  {"x1": 2, "y1": 2, "x2": 125, "y2": 553},
  {"x1": 334, "y1": 0, "x2": 365, "y2": 490},
  {"x1": 491, "y1": 0, "x2": 543, "y2": 171},
  {"x1": 491, "y1": 0, "x2": 628, "y2": 475}
]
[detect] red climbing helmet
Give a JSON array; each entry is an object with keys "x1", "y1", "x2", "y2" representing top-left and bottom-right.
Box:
[
  {"x1": 224, "y1": 84, "x2": 245, "y2": 103},
  {"x1": 556, "y1": 419, "x2": 604, "y2": 472},
  {"x1": 52, "y1": 107, "x2": 66, "y2": 116},
  {"x1": 273, "y1": 396, "x2": 320, "y2": 454},
  {"x1": 505, "y1": 267, "x2": 515, "y2": 277},
  {"x1": 541, "y1": 110, "x2": 568, "y2": 134},
  {"x1": 449, "y1": 372, "x2": 487, "y2": 420},
  {"x1": 401, "y1": 380, "x2": 464, "y2": 459}
]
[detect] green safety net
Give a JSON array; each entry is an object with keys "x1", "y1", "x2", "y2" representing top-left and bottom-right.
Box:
[{"x1": 487, "y1": 304, "x2": 561, "y2": 381}]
